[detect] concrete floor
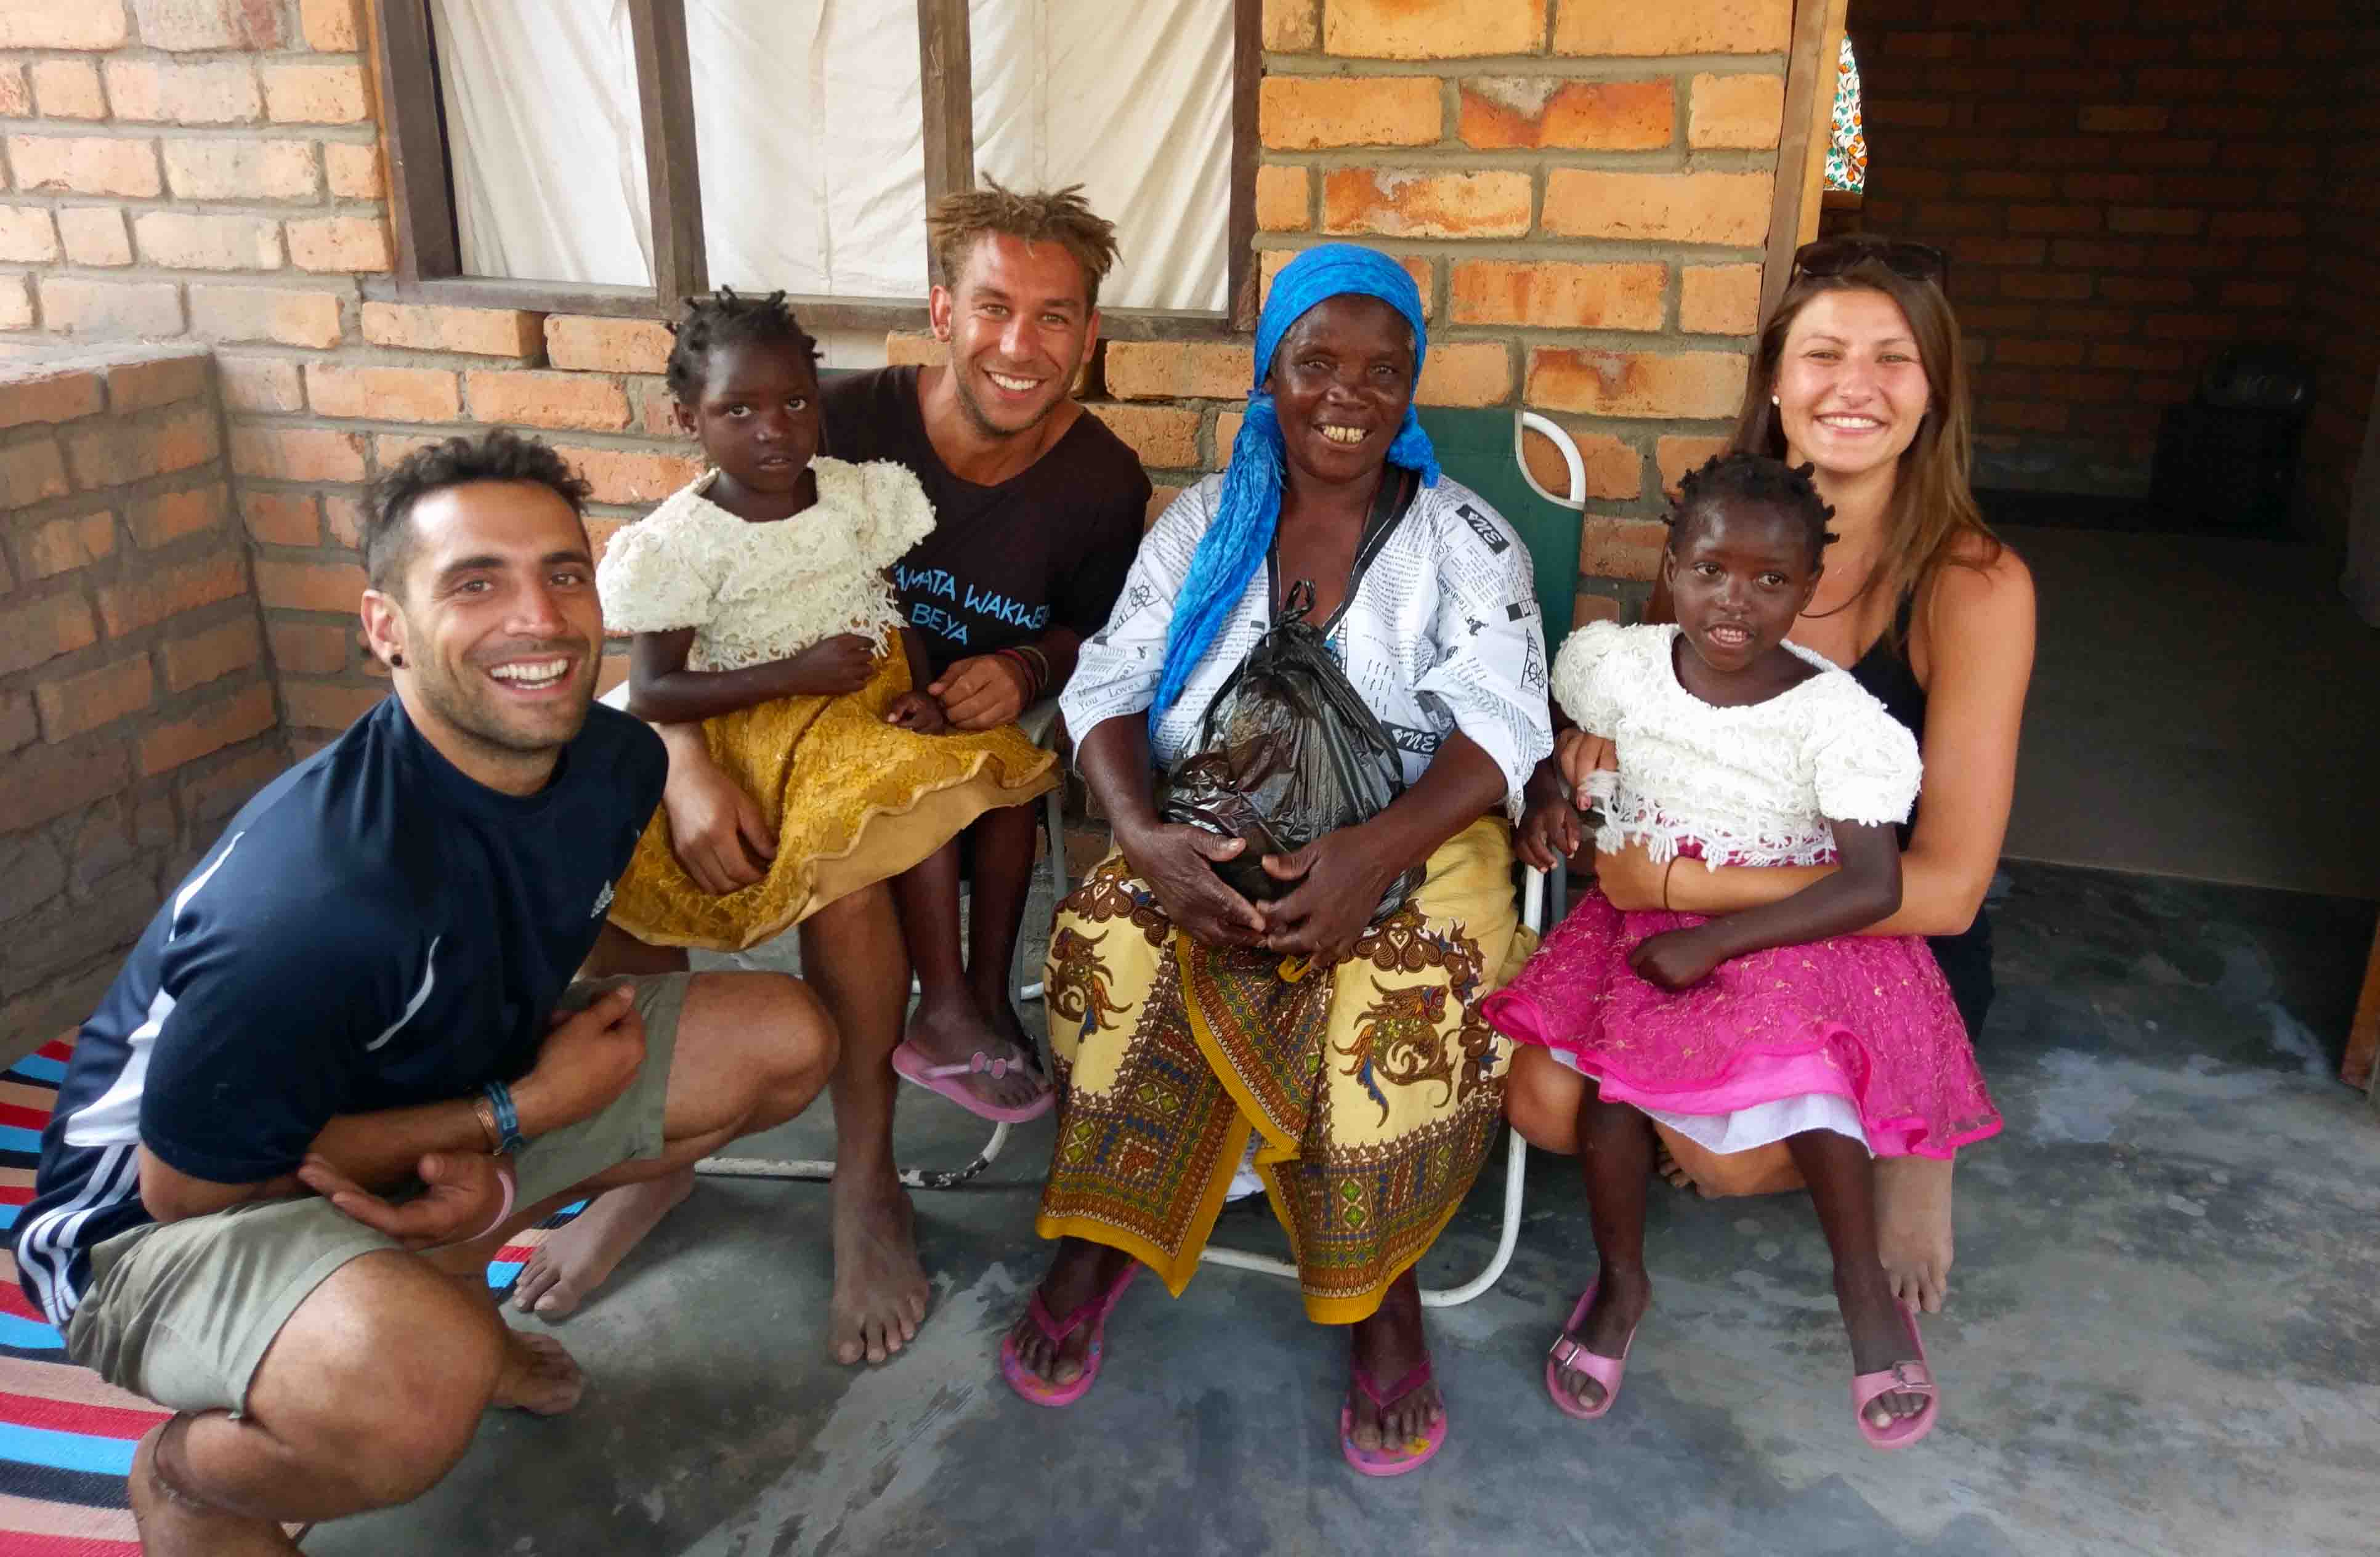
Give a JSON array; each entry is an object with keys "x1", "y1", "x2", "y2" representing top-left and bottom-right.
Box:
[{"x1": 306, "y1": 860, "x2": 2380, "y2": 1557}]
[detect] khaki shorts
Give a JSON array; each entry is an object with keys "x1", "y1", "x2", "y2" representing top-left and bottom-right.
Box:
[{"x1": 63, "y1": 973, "x2": 687, "y2": 1417}]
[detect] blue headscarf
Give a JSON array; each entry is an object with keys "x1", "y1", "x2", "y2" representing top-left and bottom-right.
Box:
[{"x1": 1147, "y1": 244, "x2": 1439, "y2": 730}]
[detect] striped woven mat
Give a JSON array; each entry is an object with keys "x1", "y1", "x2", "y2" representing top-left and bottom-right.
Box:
[{"x1": 0, "y1": 1041, "x2": 586, "y2": 1551}]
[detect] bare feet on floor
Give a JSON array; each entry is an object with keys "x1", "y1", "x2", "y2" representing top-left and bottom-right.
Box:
[
  {"x1": 830, "y1": 1165, "x2": 932, "y2": 1364},
  {"x1": 1004, "y1": 1237, "x2": 1134, "y2": 1389},
  {"x1": 1346, "y1": 1275, "x2": 1443, "y2": 1454},
  {"x1": 129, "y1": 1424, "x2": 300, "y2": 1556},
  {"x1": 1551, "y1": 1267, "x2": 1649, "y2": 1414},
  {"x1": 1653, "y1": 1139, "x2": 1707, "y2": 1197},
  {"x1": 491, "y1": 1328, "x2": 586, "y2": 1416},
  {"x1": 1838, "y1": 1268, "x2": 1929, "y2": 1429},
  {"x1": 902, "y1": 995, "x2": 1048, "y2": 1112},
  {"x1": 1876, "y1": 1154, "x2": 1956, "y2": 1313},
  {"x1": 510, "y1": 1167, "x2": 695, "y2": 1319}
]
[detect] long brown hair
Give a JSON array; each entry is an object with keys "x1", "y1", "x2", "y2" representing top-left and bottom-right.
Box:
[{"x1": 1731, "y1": 257, "x2": 1999, "y2": 637}]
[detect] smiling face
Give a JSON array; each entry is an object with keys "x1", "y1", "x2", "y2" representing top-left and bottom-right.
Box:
[
  {"x1": 931, "y1": 231, "x2": 1096, "y2": 439},
  {"x1": 1265, "y1": 294, "x2": 1416, "y2": 488},
  {"x1": 360, "y1": 480, "x2": 602, "y2": 791},
  {"x1": 674, "y1": 338, "x2": 820, "y2": 498},
  {"x1": 1771, "y1": 287, "x2": 1931, "y2": 481},
  {"x1": 1662, "y1": 499, "x2": 1824, "y2": 677}
]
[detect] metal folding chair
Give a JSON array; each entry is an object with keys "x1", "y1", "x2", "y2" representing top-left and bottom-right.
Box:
[{"x1": 1194, "y1": 408, "x2": 1587, "y2": 1308}]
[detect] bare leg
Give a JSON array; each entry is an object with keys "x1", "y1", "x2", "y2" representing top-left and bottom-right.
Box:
[
  {"x1": 805, "y1": 881, "x2": 934, "y2": 1364},
  {"x1": 1345, "y1": 1271, "x2": 1443, "y2": 1452},
  {"x1": 1002, "y1": 1235, "x2": 1135, "y2": 1388},
  {"x1": 1876, "y1": 1153, "x2": 1956, "y2": 1312},
  {"x1": 1503, "y1": 1045, "x2": 1582, "y2": 1155},
  {"x1": 960, "y1": 805, "x2": 1042, "y2": 1057},
  {"x1": 1784, "y1": 1130, "x2": 1930, "y2": 1428},
  {"x1": 890, "y1": 825, "x2": 1043, "y2": 1110},
  {"x1": 1550, "y1": 1080, "x2": 1654, "y2": 1413}
]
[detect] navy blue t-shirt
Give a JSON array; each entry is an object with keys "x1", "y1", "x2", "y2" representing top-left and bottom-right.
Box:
[{"x1": 14, "y1": 694, "x2": 663, "y2": 1327}]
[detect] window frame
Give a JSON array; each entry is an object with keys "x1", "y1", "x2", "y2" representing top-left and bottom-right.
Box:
[{"x1": 366, "y1": 0, "x2": 1263, "y2": 336}]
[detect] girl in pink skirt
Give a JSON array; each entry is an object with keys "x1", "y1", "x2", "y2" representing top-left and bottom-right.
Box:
[{"x1": 1483, "y1": 453, "x2": 1998, "y2": 1449}]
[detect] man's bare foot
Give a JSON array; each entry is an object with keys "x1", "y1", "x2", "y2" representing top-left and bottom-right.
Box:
[
  {"x1": 1004, "y1": 1237, "x2": 1133, "y2": 1388},
  {"x1": 830, "y1": 1165, "x2": 932, "y2": 1364},
  {"x1": 1877, "y1": 1154, "x2": 1956, "y2": 1313},
  {"x1": 129, "y1": 1422, "x2": 300, "y2": 1556},
  {"x1": 1346, "y1": 1274, "x2": 1443, "y2": 1454},
  {"x1": 903, "y1": 995, "x2": 1048, "y2": 1112},
  {"x1": 1837, "y1": 1267, "x2": 1930, "y2": 1428},
  {"x1": 492, "y1": 1328, "x2": 586, "y2": 1415},
  {"x1": 1550, "y1": 1266, "x2": 1648, "y2": 1413},
  {"x1": 511, "y1": 1168, "x2": 695, "y2": 1318}
]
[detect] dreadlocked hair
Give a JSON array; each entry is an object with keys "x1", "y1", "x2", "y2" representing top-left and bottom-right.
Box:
[
  {"x1": 1666, "y1": 452, "x2": 1837, "y2": 568},
  {"x1": 663, "y1": 288, "x2": 821, "y2": 405},
  {"x1": 927, "y1": 179, "x2": 1121, "y2": 308}
]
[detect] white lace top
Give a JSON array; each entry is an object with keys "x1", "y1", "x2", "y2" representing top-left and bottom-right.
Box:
[
  {"x1": 596, "y1": 459, "x2": 934, "y2": 672},
  {"x1": 1554, "y1": 622, "x2": 1921, "y2": 868}
]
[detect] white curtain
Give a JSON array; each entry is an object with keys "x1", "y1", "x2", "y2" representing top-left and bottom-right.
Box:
[{"x1": 970, "y1": 0, "x2": 1231, "y2": 312}]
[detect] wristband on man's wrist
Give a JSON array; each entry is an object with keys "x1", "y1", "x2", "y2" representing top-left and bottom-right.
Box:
[
  {"x1": 481, "y1": 1080, "x2": 528, "y2": 1157},
  {"x1": 471, "y1": 1095, "x2": 504, "y2": 1154}
]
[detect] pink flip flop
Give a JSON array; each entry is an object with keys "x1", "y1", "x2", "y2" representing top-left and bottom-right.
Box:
[
  {"x1": 1545, "y1": 1282, "x2": 1637, "y2": 1421},
  {"x1": 1852, "y1": 1302, "x2": 1940, "y2": 1450},
  {"x1": 892, "y1": 1038, "x2": 1056, "y2": 1125},
  {"x1": 1000, "y1": 1262, "x2": 1139, "y2": 1407},
  {"x1": 1339, "y1": 1359, "x2": 1446, "y2": 1477}
]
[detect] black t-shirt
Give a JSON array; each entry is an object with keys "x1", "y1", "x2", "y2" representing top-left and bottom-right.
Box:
[
  {"x1": 822, "y1": 365, "x2": 1149, "y2": 674},
  {"x1": 14, "y1": 694, "x2": 664, "y2": 1327}
]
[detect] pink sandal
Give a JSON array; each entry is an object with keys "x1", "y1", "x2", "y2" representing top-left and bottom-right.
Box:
[
  {"x1": 1851, "y1": 1303, "x2": 1939, "y2": 1450},
  {"x1": 1338, "y1": 1359, "x2": 1446, "y2": 1476},
  {"x1": 1545, "y1": 1282, "x2": 1637, "y2": 1421},
  {"x1": 892, "y1": 1038, "x2": 1055, "y2": 1125},
  {"x1": 1000, "y1": 1261, "x2": 1139, "y2": 1407}
]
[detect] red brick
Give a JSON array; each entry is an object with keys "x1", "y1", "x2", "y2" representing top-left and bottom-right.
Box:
[
  {"x1": 1950, "y1": 237, "x2": 2049, "y2": 268},
  {"x1": 299, "y1": 0, "x2": 361, "y2": 49},
  {"x1": 0, "y1": 4, "x2": 130, "y2": 47},
  {"x1": 1569, "y1": 592, "x2": 1623, "y2": 627},
  {"x1": 1104, "y1": 341, "x2": 1256, "y2": 401},
  {"x1": 101, "y1": 59, "x2": 258, "y2": 124},
  {"x1": 96, "y1": 549, "x2": 246, "y2": 636},
  {"x1": 2089, "y1": 342, "x2": 2188, "y2": 372},
  {"x1": 57, "y1": 207, "x2": 133, "y2": 267},
  {"x1": 1254, "y1": 166, "x2": 1309, "y2": 232},
  {"x1": 1520, "y1": 419, "x2": 1640, "y2": 501},
  {"x1": 0, "y1": 437, "x2": 71, "y2": 507},
  {"x1": 284, "y1": 680, "x2": 383, "y2": 730},
  {"x1": 323, "y1": 140, "x2": 382, "y2": 200},
  {"x1": 35, "y1": 653, "x2": 152, "y2": 740},
  {"x1": 188, "y1": 283, "x2": 343, "y2": 348},
  {"x1": 2078, "y1": 104, "x2": 2169, "y2": 135},
  {"x1": 7, "y1": 134, "x2": 161, "y2": 198},
  {"x1": 1457, "y1": 78, "x2": 1672, "y2": 152},
  {"x1": 285, "y1": 216, "x2": 390, "y2": 273},
  {"x1": 2048, "y1": 239, "x2": 2144, "y2": 270},
  {"x1": 30, "y1": 59, "x2": 106, "y2": 118},
  {"x1": 1959, "y1": 171, "x2": 2057, "y2": 201},
  {"x1": 2219, "y1": 278, "x2": 2294, "y2": 310},
  {"x1": 544, "y1": 316, "x2": 673, "y2": 374},
  {"x1": 306, "y1": 364, "x2": 463, "y2": 423},
  {"x1": 106, "y1": 352, "x2": 211, "y2": 413},
  {"x1": 1688, "y1": 72, "x2": 1783, "y2": 150},
  {"x1": 1450, "y1": 261, "x2": 1664, "y2": 331},
  {"x1": 261, "y1": 60, "x2": 370, "y2": 124},
  {"x1": 2006, "y1": 205, "x2": 2102, "y2": 234},
  {"x1": 24, "y1": 510, "x2": 116, "y2": 578},
  {"x1": 161, "y1": 615, "x2": 261, "y2": 692},
  {"x1": 1678, "y1": 265, "x2": 1763, "y2": 336},
  {"x1": 1657, "y1": 435, "x2": 1732, "y2": 494},
  {"x1": 1261, "y1": 75, "x2": 1440, "y2": 149},
  {"x1": 0, "y1": 66, "x2": 20, "y2": 117},
  {"x1": 549, "y1": 445, "x2": 703, "y2": 505},
  {"x1": 361, "y1": 302, "x2": 544, "y2": 358},
  {"x1": 133, "y1": 211, "x2": 284, "y2": 272},
  {"x1": 322, "y1": 491, "x2": 366, "y2": 547},
  {"x1": 1542, "y1": 170, "x2": 1771, "y2": 246},
  {"x1": 132, "y1": 0, "x2": 280, "y2": 50},
  {"x1": 1321, "y1": 168, "x2": 1532, "y2": 239},
  {"x1": 126, "y1": 483, "x2": 227, "y2": 548},
  {"x1": 2001, "y1": 272, "x2": 2092, "y2": 302},
  {"x1": 0, "y1": 690, "x2": 35, "y2": 754},
  {"x1": 1415, "y1": 342, "x2": 1512, "y2": 408},
  {"x1": 0, "y1": 366, "x2": 103, "y2": 430},
  {"x1": 179, "y1": 745, "x2": 288, "y2": 826},
  {"x1": 1553, "y1": 1, "x2": 1790, "y2": 55},
  {"x1": 1526, "y1": 349, "x2": 1746, "y2": 419},
  {"x1": 1869, "y1": 97, "x2": 1951, "y2": 130},
  {"x1": 62, "y1": 403, "x2": 219, "y2": 490},
  {"x1": 2099, "y1": 275, "x2": 2199, "y2": 306},
  {"x1": 217, "y1": 356, "x2": 306, "y2": 414},
  {"x1": 2060, "y1": 172, "x2": 2155, "y2": 203},
  {"x1": 1263, "y1": 0, "x2": 1317, "y2": 50},
  {"x1": 161, "y1": 137, "x2": 319, "y2": 201},
  {"x1": 462, "y1": 369, "x2": 629, "y2": 431},
  {"x1": 138, "y1": 682, "x2": 277, "y2": 777},
  {"x1": 0, "y1": 591, "x2": 100, "y2": 677},
  {"x1": 2107, "y1": 207, "x2": 2204, "y2": 236},
  {"x1": 241, "y1": 489, "x2": 321, "y2": 546},
  {"x1": 267, "y1": 620, "x2": 347, "y2": 676},
  {"x1": 255, "y1": 557, "x2": 366, "y2": 615},
  {"x1": 231, "y1": 425, "x2": 366, "y2": 482},
  {"x1": 1991, "y1": 337, "x2": 2086, "y2": 368},
  {"x1": 1579, "y1": 519, "x2": 1669, "y2": 583},
  {"x1": 1329, "y1": 0, "x2": 1547, "y2": 58},
  {"x1": 2210, "y1": 209, "x2": 2304, "y2": 240},
  {"x1": 1085, "y1": 405, "x2": 1200, "y2": 467},
  {"x1": 0, "y1": 742, "x2": 131, "y2": 832}
]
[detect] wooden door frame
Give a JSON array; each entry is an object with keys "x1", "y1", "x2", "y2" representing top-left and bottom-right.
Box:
[{"x1": 1760, "y1": 0, "x2": 1850, "y2": 325}]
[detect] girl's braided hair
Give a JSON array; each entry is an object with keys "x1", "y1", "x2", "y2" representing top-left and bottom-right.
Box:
[
  {"x1": 1667, "y1": 451, "x2": 1837, "y2": 566},
  {"x1": 664, "y1": 287, "x2": 821, "y2": 404}
]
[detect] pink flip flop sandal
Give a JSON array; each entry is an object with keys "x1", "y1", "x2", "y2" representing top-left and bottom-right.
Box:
[
  {"x1": 1545, "y1": 1281, "x2": 1637, "y2": 1421},
  {"x1": 1852, "y1": 1302, "x2": 1940, "y2": 1450},
  {"x1": 892, "y1": 1038, "x2": 1056, "y2": 1125},
  {"x1": 1339, "y1": 1359, "x2": 1446, "y2": 1477},
  {"x1": 1000, "y1": 1262, "x2": 1139, "y2": 1407}
]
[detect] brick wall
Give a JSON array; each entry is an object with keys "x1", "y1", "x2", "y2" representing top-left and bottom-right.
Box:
[
  {"x1": 0, "y1": 342, "x2": 286, "y2": 1051},
  {"x1": 1849, "y1": 0, "x2": 2375, "y2": 517}
]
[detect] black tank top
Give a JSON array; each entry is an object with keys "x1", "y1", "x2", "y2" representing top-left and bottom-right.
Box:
[{"x1": 1848, "y1": 597, "x2": 1996, "y2": 1038}]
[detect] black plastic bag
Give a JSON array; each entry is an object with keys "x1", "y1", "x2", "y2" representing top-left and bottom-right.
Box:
[{"x1": 1158, "y1": 581, "x2": 1422, "y2": 922}]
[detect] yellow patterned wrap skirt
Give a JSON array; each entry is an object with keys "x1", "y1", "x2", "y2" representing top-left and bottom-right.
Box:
[
  {"x1": 607, "y1": 645, "x2": 1057, "y2": 952},
  {"x1": 1037, "y1": 815, "x2": 1531, "y2": 1324}
]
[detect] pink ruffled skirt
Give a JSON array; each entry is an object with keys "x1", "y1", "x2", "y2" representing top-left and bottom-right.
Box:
[{"x1": 1483, "y1": 890, "x2": 2000, "y2": 1159}]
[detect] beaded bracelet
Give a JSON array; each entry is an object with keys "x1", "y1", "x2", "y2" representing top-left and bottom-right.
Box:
[{"x1": 994, "y1": 647, "x2": 1045, "y2": 701}]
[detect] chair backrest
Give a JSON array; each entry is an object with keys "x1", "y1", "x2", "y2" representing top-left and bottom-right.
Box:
[{"x1": 1416, "y1": 406, "x2": 1589, "y2": 640}]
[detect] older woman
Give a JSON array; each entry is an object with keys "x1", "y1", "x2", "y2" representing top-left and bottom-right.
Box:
[{"x1": 1004, "y1": 246, "x2": 1550, "y2": 1473}]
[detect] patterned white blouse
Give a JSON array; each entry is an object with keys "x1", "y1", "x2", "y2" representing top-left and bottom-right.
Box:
[
  {"x1": 1553, "y1": 621, "x2": 1921, "y2": 868},
  {"x1": 1061, "y1": 472, "x2": 1553, "y2": 818},
  {"x1": 596, "y1": 458, "x2": 934, "y2": 671}
]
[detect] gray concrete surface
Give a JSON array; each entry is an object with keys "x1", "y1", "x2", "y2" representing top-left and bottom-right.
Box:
[{"x1": 304, "y1": 860, "x2": 2380, "y2": 1557}]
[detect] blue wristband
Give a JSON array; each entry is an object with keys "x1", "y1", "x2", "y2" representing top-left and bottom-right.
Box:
[{"x1": 482, "y1": 1081, "x2": 528, "y2": 1156}]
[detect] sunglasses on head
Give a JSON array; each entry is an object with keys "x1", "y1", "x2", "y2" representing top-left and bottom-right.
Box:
[{"x1": 1790, "y1": 237, "x2": 1949, "y2": 291}]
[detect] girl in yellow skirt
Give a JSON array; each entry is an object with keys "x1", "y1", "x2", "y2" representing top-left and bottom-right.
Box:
[{"x1": 596, "y1": 289, "x2": 1058, "y2": 954}]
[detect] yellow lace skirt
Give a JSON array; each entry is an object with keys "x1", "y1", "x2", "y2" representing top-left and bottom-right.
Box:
[{"x1": 607, "y1": 648, "x2": 1058, "y2": 951}]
